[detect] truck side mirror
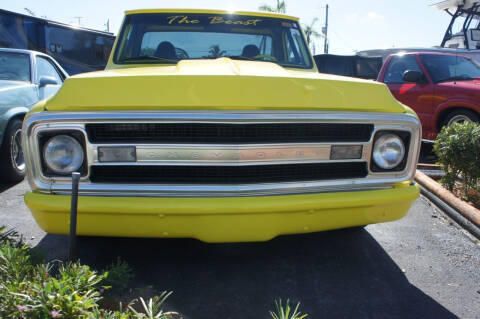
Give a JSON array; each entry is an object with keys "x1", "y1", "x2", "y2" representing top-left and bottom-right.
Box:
[
  {"x1": 39, "y1": 76, "x2": 59, "y2": 87},
  {"x1": 402, "y1": 70, "x2": 425, "y2": 83}
]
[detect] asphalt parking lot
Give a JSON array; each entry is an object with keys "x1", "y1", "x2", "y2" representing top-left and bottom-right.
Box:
[{"x1": 0, "y1": 180, "x2": 479, "y2": 319}]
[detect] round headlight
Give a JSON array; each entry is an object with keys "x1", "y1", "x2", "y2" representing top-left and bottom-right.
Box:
[
  {"x1": 43, "y1": 135, "x2": 84, "y2": 174},
  {"x1": 372, "y1": 134, "x2": 405, "y2": 170}
]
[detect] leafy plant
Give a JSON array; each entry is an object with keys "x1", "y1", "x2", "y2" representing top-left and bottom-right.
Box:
[
  {"x1": 0, "y1": 227, "x2": 181, "y2": 318},
  {"x1": 434, "y1": 122, "x2": 480, "y2": 203},
  {"x1": 269, "y1": 299, "x2": 308, "y2": 319},
  {"x1": 0, "y1": 241, "x2": 36, "y2": 317},
  {"x1": 259, "y1": 0, "x2": 287, "y2": 13},
  {"x1": 0, "y1": 226, "x2": 21, "y2": 247},
  {"x1": 302, "y1": 18, "x2": 323, "y2": 53},
  {"x1": 128, "y1": 292, "x2": 177, "y2": 319},
  {"x1": 9, "y1": 262, "x2": 105, "y2": 318},
  {"x1": 102, "y1": 257, "x2": 134, "y2": 296}
]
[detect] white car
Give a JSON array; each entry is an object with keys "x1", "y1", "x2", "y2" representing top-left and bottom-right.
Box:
[{"x1": 0, "y1": 48, "x2": 68, "y2": 182}]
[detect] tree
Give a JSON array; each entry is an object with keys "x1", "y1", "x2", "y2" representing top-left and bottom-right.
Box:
[
  {"x1": 302, "y1": 18, "x2": 323, "y2": 52},
  {"x1": 208, "y1": 44, "x2": 226, "y2": 58},
  {"x1": 258, "y1": 0, "x2": 286, "y2": 13}
]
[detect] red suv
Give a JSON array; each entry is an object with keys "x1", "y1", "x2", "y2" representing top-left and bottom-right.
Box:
[{"x1": 377, "y1": 52, "x2": 480, "y2": 140}]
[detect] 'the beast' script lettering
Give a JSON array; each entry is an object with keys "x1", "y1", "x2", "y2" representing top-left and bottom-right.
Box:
[{"x1": 167, "y1": 15, "x2": 262, "y2": 26}]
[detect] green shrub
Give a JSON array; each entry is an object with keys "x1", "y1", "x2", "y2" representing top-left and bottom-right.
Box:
[
  {"x1": 0, "y1": 256, "x2": 105, "y2": 317},
  {"x1": 0, "y1": 242, "x2": 36, "y2": 317},
  {"x1": 102, "y1": 257, "x2": 134, "y2": 296},
  {"x1": 434, "y1": 122, "x2": 480, "y2": 201},
  {"x1": 269, "y1": 299, "x2": 308, "y2": 319},
  {"x1": 127, "y1": 293, "x2": 178, "y2": 319},
  {"x1": 0, "y1": 227, "x2": 178, "y2": 319}
]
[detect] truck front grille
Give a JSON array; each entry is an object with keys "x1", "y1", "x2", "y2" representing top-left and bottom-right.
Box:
[
  {"x1": 86, "y1": 123, "x2": 373, "y2": 143},
  {"x1": 23, "y1": 111, "x2": 421, "y2": 197},
  {"x1": 90, "y1": 162, "x2": 368, "y2": 184}
]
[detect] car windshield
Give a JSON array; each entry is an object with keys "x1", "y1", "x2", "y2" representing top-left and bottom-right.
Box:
[
  {"x1": 114, "y1": 13, "x2": 313, "y2": 69},
  {"x1": 0, "y1": 52, "x2": 31, "y2": 82},
  {"x1": 419, "y1": 54, "x2": 480, "y2": 83}
]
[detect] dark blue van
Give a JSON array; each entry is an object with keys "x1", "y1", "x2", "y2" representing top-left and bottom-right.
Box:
[{"x1": 0, "y1": 9, "x2": 115, "y2": 75}]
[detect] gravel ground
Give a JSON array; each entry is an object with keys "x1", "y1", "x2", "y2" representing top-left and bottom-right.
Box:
[{"x1": 0, "y1": 180, "x2": 479, "y2": 318}]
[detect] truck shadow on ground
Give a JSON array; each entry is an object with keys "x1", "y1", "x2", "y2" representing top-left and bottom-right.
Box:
[{"x1": 35, "y1": 228, "x2": 455, "y2": 319}]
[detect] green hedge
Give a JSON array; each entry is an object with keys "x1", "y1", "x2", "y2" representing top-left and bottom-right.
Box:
[{"x1": 434, "y1": 122, "x2": 480, "y2": 203}]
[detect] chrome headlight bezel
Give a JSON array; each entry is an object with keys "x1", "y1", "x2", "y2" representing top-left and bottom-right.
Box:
[
  {"x1": 371, "y1": 131, "x2": 409, "y2": 172},
  {"x1": 40, "y1": 132, "x2": 86, "y2": 176}
]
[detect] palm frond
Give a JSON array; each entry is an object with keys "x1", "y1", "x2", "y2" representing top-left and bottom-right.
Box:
[
  {"x1": 259, "y1": 0, "x2": 286, "y2": 13},
  {"x1": 259, "y1": 4, "x2": 275, "y2": 12}
]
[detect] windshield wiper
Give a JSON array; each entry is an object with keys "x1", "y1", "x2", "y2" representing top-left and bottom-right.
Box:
[
  {"x1": 119, "y1": 55, "x2": 179, "y2": 64},
  {"x1": 226, "y1": 55, "x2": 255, "y2": 61},
  {"x1": 437, "y1": 75, "x2": 474, "y2": 83}
]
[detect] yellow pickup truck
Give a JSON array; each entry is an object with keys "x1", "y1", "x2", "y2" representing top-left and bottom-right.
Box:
[{"x1": 22, "y1": 9, "x2": 421, "y2": 242}]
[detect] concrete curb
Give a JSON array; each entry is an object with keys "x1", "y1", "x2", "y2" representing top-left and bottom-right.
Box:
[{"x1": 415, "y1": 170, "x2": 480, "y2": 229}]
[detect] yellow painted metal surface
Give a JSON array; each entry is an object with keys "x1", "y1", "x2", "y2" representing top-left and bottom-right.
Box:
[
  {"x1": 45, "y1": 59, "x2": 407, "y2": 114},
  {"x1": 25, "y1": 184, "x2": 419, "y2": 243}
]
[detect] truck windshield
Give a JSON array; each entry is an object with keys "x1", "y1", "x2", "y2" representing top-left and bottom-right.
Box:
[
  {"x1": 114, "y1": 13, "x2": 313, "y2": 69},
  {"x1": 0, "y1": 52, "x2": 30, "y2": 82},
  {"x1": 420, "y1": 54, "x2": 480, "y2": 83}
]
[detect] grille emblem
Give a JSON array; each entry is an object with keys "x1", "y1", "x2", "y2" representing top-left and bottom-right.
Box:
[{"x1": 132, "y1": 145, "x2": 333, "y2": 164}]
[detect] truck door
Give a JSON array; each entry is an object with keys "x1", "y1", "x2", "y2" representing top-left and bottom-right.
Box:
[{"x1": 382, "y1": 55, "x2": 434, "y2": 136}]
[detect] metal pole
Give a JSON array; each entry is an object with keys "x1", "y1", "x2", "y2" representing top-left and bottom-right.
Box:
[
  {"x1": 324, "y1": 4, "x2": 329, "y2": 54},
  {"x1": 69, "y1": 172, "x2": 80, "y2": 261}
]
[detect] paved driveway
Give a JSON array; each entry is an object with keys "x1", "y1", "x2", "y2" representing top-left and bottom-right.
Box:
[{"x1": 0, "y1": 181, "x2": 479, "y2": 318}]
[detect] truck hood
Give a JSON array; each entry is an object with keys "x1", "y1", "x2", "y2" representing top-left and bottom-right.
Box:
[{"x1": 45, "y1": 58, "x2": 406, "y2": 113}]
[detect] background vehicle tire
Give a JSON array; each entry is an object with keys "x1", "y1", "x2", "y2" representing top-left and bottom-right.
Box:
[
  {"x1": 441, "y1": 109, "x2": 479, "y2": 129},
  {"x1": 0, "y1": 118, "x2": 25, "y2": 183}
]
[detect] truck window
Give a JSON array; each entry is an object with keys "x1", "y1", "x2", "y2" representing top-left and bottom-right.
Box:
[
  {"x1": 284, "y1": 28, "x2": 305, "y2": 64},
  {"x1": 140, "y1": 31, "x2": 273, "y2": 58},
  {"x1": 115, "y1": 13, "x2": 313, "y2": 69},
  {"x1": 384, "y1": 55, "x2": 421, "y2": 84}
]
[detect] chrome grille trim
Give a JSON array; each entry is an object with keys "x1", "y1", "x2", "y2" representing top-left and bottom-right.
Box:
[
  {"x1": 23, "y1": 111, "x2": 421, "y2": 197},
  {"x1": 92, "y1": 143, "x2": 366, "y2": 166}
]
